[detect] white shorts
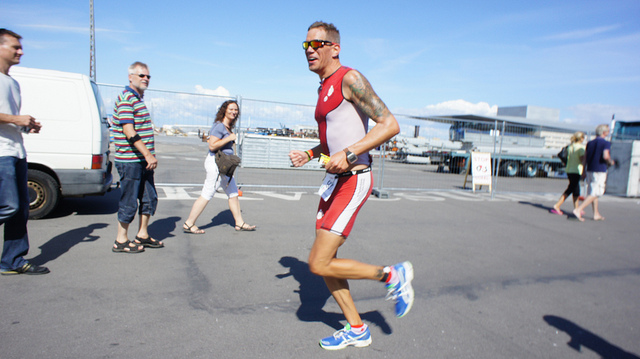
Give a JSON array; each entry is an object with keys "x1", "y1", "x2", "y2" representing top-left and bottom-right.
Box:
[
  {"x1": 200, "y1": 153, "x2": 238, "y2": 200},
  {"x1": 586, "y1": 171, "x2": 607, "y2": 197}
]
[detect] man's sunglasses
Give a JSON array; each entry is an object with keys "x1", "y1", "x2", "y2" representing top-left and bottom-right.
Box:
[
  {"x1": 302, "y1": 40, "x2": 334, "y2": 50},
  {"x1": 137, "y1": 74, "x2": 151, "y2": 79}
]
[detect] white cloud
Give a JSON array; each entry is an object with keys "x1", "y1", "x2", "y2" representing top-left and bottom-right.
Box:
[
  {"x1": 566, "y1": 104, "x2": 640, "y2": 126},
  {"x1": 540, "y1": 25, "x2": 621, "y2": 41},
  {"x1": 395, "y1": 99, "x2": 498, "y2": 117},
  {"x1": 194, "y1": 85, "x2": 231, "y2": 97}
]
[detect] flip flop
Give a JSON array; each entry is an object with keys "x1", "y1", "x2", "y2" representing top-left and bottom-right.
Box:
[{"x1": 549, "y1": 208, "x2": 563, "y2": 215}]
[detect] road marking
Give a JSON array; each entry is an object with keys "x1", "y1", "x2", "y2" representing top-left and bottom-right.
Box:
[
  {"x1": 154, "y1": 186, "x2": 635, "y2": 204},
  {"x1": 158, "y1": 186, "x2": 263, "y2": 201},
  {"x1": 251, "y1": 191, "x2": 304, "y2": 201}
]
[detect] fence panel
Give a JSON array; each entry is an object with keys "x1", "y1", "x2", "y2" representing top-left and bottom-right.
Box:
[{"x1": 98, "y1": 84, "x2": 581, "y2": 194}]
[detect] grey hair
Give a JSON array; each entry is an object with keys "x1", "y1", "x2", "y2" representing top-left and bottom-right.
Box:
[
  {"x1": 128, "y1": 61, "x2": 149, "y2": 74},
  {"x1": 595, "y1": 124, "x2": 610, "y2": 136}
]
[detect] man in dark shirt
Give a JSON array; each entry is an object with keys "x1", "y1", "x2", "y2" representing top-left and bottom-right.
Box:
[{"x1": 573, "y1": 124, "x2": 615, "y2": 221}]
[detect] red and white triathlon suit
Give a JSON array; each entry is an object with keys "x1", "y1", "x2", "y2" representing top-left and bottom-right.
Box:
[{"x1": 315, "y1": 66, "x2": 373, "y2": 238}]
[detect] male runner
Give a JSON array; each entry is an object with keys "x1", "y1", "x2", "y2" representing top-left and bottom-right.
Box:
[{"x1": 289, "y1": 21, "x2": 414, "y2": 350}]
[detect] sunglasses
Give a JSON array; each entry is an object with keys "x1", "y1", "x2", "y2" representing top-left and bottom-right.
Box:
[
  {"x1": 302, "y1": 40, "x2": 334, "y2": 50},
  {"x1": 137, "y1": 74, "x2": 151, "y2": 79}
]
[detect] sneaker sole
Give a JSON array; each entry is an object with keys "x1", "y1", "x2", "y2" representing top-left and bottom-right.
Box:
[{"x1": 320, "y1": 337, "x2": 372, "y2": 350}]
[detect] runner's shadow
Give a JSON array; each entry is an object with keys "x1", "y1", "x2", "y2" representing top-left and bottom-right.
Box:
[
  {"x1": 29, "y1": 223, "x2": 108, "y2": 265},
  {"x1": 277, "y1": 256, "x2": 392, "y2": 334},
  {"x1": 544, "y1": 315, "x2": 640, "y2": 358}
]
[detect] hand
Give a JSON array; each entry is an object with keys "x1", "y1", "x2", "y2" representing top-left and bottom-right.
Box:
[
  {"x1": 145, "y1": 154, "x2": 158, "y2": 170},
  {"x1": 324, "y1": 151, "x2": 349, "y2": 174},
  {"x1": 288, "y1": 150, "x2": 309, "y2": 167},
  {"x1": 16, "y1": 115, "x2": 42, "y2": 133}
]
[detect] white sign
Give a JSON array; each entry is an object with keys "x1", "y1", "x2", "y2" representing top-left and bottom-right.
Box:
[{"x1": 471, "y1": 152, "x2": 492, "y2": 192}]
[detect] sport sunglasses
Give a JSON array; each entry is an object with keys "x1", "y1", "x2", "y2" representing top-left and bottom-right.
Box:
[{"x1": 302, "y1": 40, "x2": 334, "y2": 50}]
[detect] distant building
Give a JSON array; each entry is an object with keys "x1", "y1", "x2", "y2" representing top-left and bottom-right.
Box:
[{"x1": 497, "y1": 105, "x2": 560, "y2": 122}]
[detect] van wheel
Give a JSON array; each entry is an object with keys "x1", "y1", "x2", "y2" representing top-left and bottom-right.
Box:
[{"x1": 27, "y1": 169, "x2": 60, "y2": 219}]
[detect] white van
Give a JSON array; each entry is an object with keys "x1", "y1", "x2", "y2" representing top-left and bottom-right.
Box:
[{"x1": 9, "y1": 67, "x2": 113, "y2": 219}]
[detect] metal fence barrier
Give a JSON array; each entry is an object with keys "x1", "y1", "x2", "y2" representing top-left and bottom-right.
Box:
[{"x1": 99, "y1": 84, "x2": 588, "y2": 196}]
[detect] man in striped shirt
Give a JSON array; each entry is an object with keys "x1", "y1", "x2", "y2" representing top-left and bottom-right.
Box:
[{"x1": 111, "y1": 61, "x2": 163, "y2": 253}]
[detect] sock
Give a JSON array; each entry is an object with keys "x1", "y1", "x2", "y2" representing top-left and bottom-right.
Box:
[
  {"x1": 350, "y1": 323, "x2": 367, "y2": 334},
  {"x1": 381, "y1": 266, "x2": 392, "y2": 283},
  {"x1": 384, "y1": 266, "x2": 398, "y2": 286}
]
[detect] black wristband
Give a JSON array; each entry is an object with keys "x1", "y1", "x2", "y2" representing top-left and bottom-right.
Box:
[{"x1": 127, "y1": 134, "x2": 142, "y2": 145}]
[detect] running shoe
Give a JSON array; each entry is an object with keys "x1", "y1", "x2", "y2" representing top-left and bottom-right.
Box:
[
  {"x1": 386, "y1": 261, "x2": 415, "y2": 318},
  {"x1": 319, "y1": 324, "x2": 372, "y2": 350}
]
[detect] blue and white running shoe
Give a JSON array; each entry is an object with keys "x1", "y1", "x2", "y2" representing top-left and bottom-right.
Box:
[
  {"x1": 319, "y1": 324, "x2": 372, "y2": 350},
  {"x1": 386, "y1": 261, "x2": 415, "y2": 318}
]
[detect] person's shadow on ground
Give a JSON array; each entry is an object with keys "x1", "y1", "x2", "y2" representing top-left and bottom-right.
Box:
[
  {"x1": 29, "y1": 223, "x2": 108, "y2": 265},
  {"x1": 544, "y1": 315, "x2": 640, "y2": 359},
  {"x1": 193, "y1": 209, "x2": 235, "y2": 231},
  {"x1": 277, "y1": 256, "x2": 392, "y2": 334},
  {"x1": 148, "y1": 216, "x2": 181, "y2": 242}
]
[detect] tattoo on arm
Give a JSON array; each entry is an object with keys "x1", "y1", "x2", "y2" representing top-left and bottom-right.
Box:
[{"x1": 348, "y1": 71, "x2": 391, "y2": 121}]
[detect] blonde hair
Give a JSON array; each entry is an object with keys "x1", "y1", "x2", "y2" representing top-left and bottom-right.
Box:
[{"x1": 570, "y1": 131, "x2": 585, "y2": 143}]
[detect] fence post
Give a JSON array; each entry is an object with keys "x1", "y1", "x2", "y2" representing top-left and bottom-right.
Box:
[
  {"x1": 236, "y1": 95, "x2": 243, "y2": 158},
  {"x1": 492, "y1": 120, "x2": 506, "y2": 200}
]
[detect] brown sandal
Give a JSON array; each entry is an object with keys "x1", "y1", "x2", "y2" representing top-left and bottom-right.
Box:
[
  {"x1": 235, "y1": 222, "x2": 256, "y2": 231},
  {"x1": 183, "y1": 222, "x2": 205, "y2": 234}
]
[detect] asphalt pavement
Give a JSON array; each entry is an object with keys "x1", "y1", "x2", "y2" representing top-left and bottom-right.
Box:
[{"x1": 1, "y1": 136, "x2": 639, "y2": 359}]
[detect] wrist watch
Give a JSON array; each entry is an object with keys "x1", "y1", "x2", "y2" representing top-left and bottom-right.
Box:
[{"x1": 344, "y1": 148, "x2": 358, "y2": 164}]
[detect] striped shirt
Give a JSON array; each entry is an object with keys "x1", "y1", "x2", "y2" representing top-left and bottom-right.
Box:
[{"x1": 112, "y1": 86, "x2": 155, "y2": 162}]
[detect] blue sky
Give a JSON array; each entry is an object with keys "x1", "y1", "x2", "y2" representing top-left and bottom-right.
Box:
[{"x1": 2, "y1": 0, "x2": 639, "y2": 128}]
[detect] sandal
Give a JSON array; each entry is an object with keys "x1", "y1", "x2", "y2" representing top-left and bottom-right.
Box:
[
  {"x1": 235, "y1": 222, "x2": 256, "y2": 231},
  {"x1": 113, "y1": 240, "x2": 145, "y2": 253},
  {"x1": 134, "y1": 236, "x2": 164, "y2": 248},
  {"x1": 183, "y1": 222, "x2": 205, "y2": 234}
]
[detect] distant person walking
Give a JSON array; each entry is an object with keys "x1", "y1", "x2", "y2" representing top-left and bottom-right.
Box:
[
  {"x1": 550, "y1": 132, "x2": 586, "y2": 215},
  {"x1": 573, "y1": 124, "x2": 615, "y2": 221},
  {"x1": 112, "y1": 61, "x2": 163, "y2": 253},
  {"x1": 288, "y1": 21, "x2": 414, "y2": 350},
  {"x1": 0, "y1": 29, "x2": 49, "y2": 275},
  {"x1": 183, "y1": 100, "x2": 255, "y2": 234}
]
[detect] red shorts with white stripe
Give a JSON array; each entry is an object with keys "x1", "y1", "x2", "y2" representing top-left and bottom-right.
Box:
[{"x1": 316, "y1": 171, "x2": 373, "y2": 238}]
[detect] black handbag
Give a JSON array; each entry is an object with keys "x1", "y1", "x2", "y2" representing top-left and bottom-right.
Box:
[
  {"x1": 215, "y1": 150, "x2": 241, "y2": 178},
  {"x1": 557, "y1": 145, "x2": 568, "y2": 165}
]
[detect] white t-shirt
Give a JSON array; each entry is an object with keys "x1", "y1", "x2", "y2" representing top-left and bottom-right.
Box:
[{"x1": 0, "y1": 72, "x2": 26, "y2": 158}]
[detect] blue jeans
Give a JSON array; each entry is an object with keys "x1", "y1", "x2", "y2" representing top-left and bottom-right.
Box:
[
  {"x1": 115, "y1": 161, "x2": 157, "y2": 224},
  {"x1": 0, "y1": 157, "x2": 30, "y2": 271}
]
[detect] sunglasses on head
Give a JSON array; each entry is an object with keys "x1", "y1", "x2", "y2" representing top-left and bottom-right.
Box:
[
  {"x1": 137, "y1": 74, "x2": 151, "y2": 79},
  {"x1": 302, "y1": 40, "x2": 334, "y2": 50}
]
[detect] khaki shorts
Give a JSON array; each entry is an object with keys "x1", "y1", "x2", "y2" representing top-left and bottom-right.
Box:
[{"x1": 586, "y1": 171, "x2": 607, "y2": 197}]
